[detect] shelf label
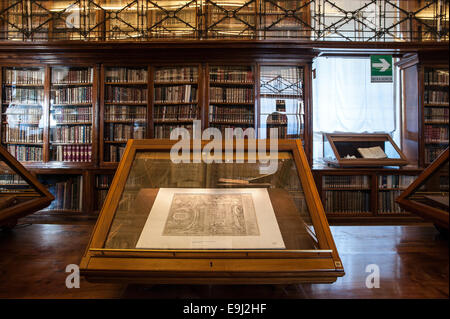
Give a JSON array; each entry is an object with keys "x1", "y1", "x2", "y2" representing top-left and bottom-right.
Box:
[{"x1": 371, "y1": 55, "x2": 393, "y2": 83}]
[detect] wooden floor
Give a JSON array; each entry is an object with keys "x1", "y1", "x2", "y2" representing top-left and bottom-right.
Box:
[{"x1": 0, "y1": 222, "x2": 448, "y2": 299}]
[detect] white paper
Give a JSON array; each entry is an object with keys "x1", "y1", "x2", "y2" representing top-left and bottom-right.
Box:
[{"x1": 136, "y1": 188, "x2": 285, "y2": 249}]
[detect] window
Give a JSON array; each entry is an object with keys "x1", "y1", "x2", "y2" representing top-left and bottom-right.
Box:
[{"x1": 312, "y1": 56, "x2": 401, "y2": 162}]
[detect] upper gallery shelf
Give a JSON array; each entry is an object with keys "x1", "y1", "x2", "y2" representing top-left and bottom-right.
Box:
[{"x1": 0, "y1": 0, "x2": 447, "y2": 42}]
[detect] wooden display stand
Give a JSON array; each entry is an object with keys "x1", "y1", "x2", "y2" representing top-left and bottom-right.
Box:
[
  {"x1": 0, "y1": 146, "x2": 54, "y2": 226},
  {"x1": 80, "y1": 139, "x2": 344, "y2": 284},
  {"x1": 323, "y1": 133, "x2": 409, "y2": 167},
  {"x1": 397, "y1": 148, "x2": 449, "y2": 229}
]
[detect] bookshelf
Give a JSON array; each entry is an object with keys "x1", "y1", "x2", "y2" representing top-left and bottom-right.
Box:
[
  {"x1": 1, "y1": 66, "x2": 45, "y2": 162},
  {"x1": 0, "y1": 58, "x2": 316, "y2": 220},
  {"x1": 101, "y1": 65, "x2": 149, "y2": 164},
  {"x1": 398, "y1": 54, "x2": 449, "y2": 168},
  {"x1": 207, "y1": 64, "x2": 256, "y2": 136},
  {"x1": 259, "y1": 64, "x2": 305, "y2": 139},
  {"x1": 313, "y1": 166, "x2": 423, "y2": 223},
  {"x1": 152, "y1": 65, "x2": 201, "y2": 138},
  {"x1": 423, "y1": 66, "x2": 449, "y2": 165},
  {"x1": 37, "y1": 174, "x2": 83, "y2": 212},
  {"x1": 49, "y1": 66, "x2": 96, "y2": 164},
  {"x1": 95, "y1": 173, "x2": 114, "y2": 212}
]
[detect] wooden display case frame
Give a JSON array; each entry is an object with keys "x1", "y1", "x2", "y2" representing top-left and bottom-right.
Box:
[
  {"x1": 396, "y1": 148, "x2": 449, "y2": 229},
  {"x1": 323, "y1": 133, "x2": 409, "y2": 167},
  {"x1": 0, "y1": 146, "x2": 54, "y2": 225},
  {"x1": 80, "y1": 139, "x2": 344, "y2": 284}
]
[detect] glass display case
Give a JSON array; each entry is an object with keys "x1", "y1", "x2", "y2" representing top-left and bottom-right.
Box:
[
  {"x1": 81, "y1": 139, "x2": 344, "y2": 284},
  {"x1": 0, "y1": 146, "x2": 54, "y2": 227},
  {"x1": 323, "y1": 133, "x2": 408, "y2": 167},
  {"x1": 397, "y1": 148, "x2": 449, "y2": 230}
]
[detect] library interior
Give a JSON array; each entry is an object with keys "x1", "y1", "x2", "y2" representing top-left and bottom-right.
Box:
[{"x1": 0, "y1": 0, "x2": 448, "y2": 300}]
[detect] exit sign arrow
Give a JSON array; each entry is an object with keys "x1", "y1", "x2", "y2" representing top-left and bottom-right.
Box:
[
  {"x1": 371, "y1": 55, "x2": 393, "y2": 83},
  {"x1": 373, "y1": 58, "x2": 390, "y2": 72}
]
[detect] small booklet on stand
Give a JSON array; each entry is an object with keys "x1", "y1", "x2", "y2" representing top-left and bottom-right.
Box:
[{"x1": 357, "y1": 146, "x2": 387, "y2": 159}]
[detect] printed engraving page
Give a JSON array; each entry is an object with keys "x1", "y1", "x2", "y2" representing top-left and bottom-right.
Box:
[{"x1": 136, "y1": 188, "x2": 285, "y2": 249}]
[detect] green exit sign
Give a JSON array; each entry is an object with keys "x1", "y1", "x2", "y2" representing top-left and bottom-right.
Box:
[{"x1": 371, "y1": 55, "x2": 393, "y2": 83}]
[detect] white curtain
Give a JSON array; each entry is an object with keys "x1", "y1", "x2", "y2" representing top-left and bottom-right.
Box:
[{"x1": 312, "y1": 57, "x2": 398, "y2": 160}]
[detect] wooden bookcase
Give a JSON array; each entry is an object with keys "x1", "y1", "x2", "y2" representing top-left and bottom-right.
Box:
[
  {"x1": 313, "y1": 165, "x2": 423, "y2": 224},
  {"x1": 397, "y1": 53, "x2": 449, "y2": 168},
  {"x1": 100, "y1": 64, "x2": 149, "y2": 165},
  {"x1": 152, "y1": 64, "x2": 203, "y2": 138},
  {"x1": 206, "y1": 64, "x2": 256, "y2": 135},
  {"x1": 0, "y1": 59, "x2": 314, "y2": 221}
]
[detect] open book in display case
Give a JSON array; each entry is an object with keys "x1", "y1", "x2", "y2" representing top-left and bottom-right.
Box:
[
  {"x1": 323, "y1": 133, "x2": 409, "y2": 167},
  {"x1": 397, "y1": 148, "x2": 449, "y2": 230},
  {"x1": 80, "y1": 139, "x2": 344, "y2": 284},
  {"x1": 0, "y1": 146, "x2": 54, "y2": 227}
]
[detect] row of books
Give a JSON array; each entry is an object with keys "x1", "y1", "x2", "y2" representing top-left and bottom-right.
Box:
[
  {"x1": 52, "y1": 68, "x2": 93, "y2": 84},
  {"x1": 3, "y1": 88, "x2": 44, "y2": 104},
  {"x1": 45, "y1": 176, "x2": 83, "y2": 210},
  {"x1": 378, "y1": 190, "x2": 404, "y2": 214},
  {"x1": 210, "y1": 124, "x2": 256, "y2": 138},
  {"x1": 209, "y1": 66, "x2": 253, "y2": 83},
  {"x1": 425, "y1": 146, "x2": 447, "y2": 164},
  {"x1": 96, "y1": 175, "x2": 113, "y2": 188},
  {"x1": 4, "y1": 125, "x2": 43, "y2": 143},
  {"x1": 209, "y1": 87, "x2": 253, "y2": 103},
  {"x1": 6, "y1": 145, "x2": 43, "y2": 162},
  {"x1": 424, "y1": 125, "x2": 448, "y2": 143},
  {"x1": 52, "y1": 87, "x2": 92, "y2": 104},
  {"x1": 51, "y1": 125, "x2": 92, "y2": 143},
  {"x1": 155, "y1": 67, "x2": 198, "y2": 82},
  {"x1": 266, "y1": 113, "x2": 288, "y2": 125},
  {"x1": 378, "y1": 175, "x2": 416, "y2": 189},
  {"x1": 4, "y1": 105, "x2": 42, "y2": 116},
  {"x1": 105, "y1": 145, "x2": 126, "y2": 162},
  {"x1": 208, "y1": 105, "x2": 254, "y2": 123},
  {"x1": 97, "y1": 189, "x2": 108, "y2": 210},
  {"x1": 424, "y1": 107, "x2": 449, "y2": 122},
  {"x1": 154, "y1": 124, "x2": 193, "y2": 139},
  {"x1": 154, "y1": 105, "x2": 197, "y2": 121},
  {"x1": 323, "y1": 175, "x2": 370, "y2": 188},
  {"x1": 324, "y1": 190, "x2": 371, "y2": 213},
  {"x1": 424, "y1": 89, "x2": 448, "y2": 105},
  {"x1": 5, "y1": 114, "x2": 42, "y2": 124},
  {"x1": 52, "y1": 107, "x2": 92, "y2": 123},
  {"x1": 267, "y1": 126, "x2": 288, "y2": 138},
  {"x1": 105, "y1": 107, "x2": 146, "y2": 122},
  {"x1": 105, "y1": 68, "x2": 147, "y2": 83},
  {"x1": 52, "y1": 145, "x2": 93, "y2": 162},
  {"x1": 424, "y1": 69, "x2": 449, "y2": 86},
  {"x1": 105, "y1": 87, "x2": 147, "y2": 103},
  {"x1": 4, "y1": 69, "x2": 44, "y2": 85},
  {"x1": 154, "y1": 85, "x2": 197, "y2": 103},
  {"x1": 104, "y1": 124, "x2": 146, "y2": 141},
  {"x1": 0, "y1": 173, "x2": 26, "y2": 185}
]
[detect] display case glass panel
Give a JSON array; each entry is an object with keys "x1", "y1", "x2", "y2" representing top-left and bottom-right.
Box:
[
  {"x1": 0, "y1": 146, "x2": 54, "y2": 225},
  {"x1": 397, "y1": 148, "x2": 449, "y2": 228},
  {"x1": 81, "y1": 139, "x2": 344, "y2": 284},
  {"x1": 323, "y1": 133, "x2": 408, "y2": 167}
]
